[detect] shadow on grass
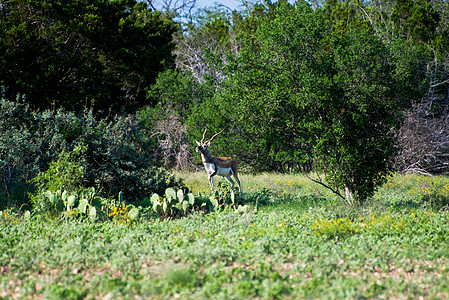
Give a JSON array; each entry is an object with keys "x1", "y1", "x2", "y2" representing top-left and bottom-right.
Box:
[
  {"x1": 0, "y1": 182, "x2": 32, "y2": 211},
  {"x1": 378, "y1": 192, "x2": 449, "y2": 212}
]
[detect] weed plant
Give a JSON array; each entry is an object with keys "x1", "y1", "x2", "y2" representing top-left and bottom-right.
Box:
[{"x1": 1, "y1": 173, "x2": 449, "y2": 299}]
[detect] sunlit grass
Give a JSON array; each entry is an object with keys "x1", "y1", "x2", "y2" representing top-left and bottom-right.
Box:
[
  {"x1": 375, "y1": 173, "x2": 449, "y2": 210},
  {"x1": 175, "y1": 171, "x2": 334, "y2": 198},
  {"x1": 2, "y1": 172, "x2": 449, "y2": 299}
]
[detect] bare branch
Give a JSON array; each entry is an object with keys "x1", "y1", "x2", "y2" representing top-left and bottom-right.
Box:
[
  {"x1": 395, "y1": 97, "x2": 449, "y2": 175},
  {"x1": 304, "y1": 173, "x2": 346, "y2": 200}
]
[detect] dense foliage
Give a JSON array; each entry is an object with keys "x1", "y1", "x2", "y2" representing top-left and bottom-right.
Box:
[
  {"x1": 0, "y1": 98, "x2": 181, "y2": 210},
  {"x1": 0, "y1": 0, "x2": 176, "y2": 114},
  {"x1": 182, "y1": 1, "x2": 424, "y2": 202},
  {"x1": 147, "y1": 0, "x2": 448, "y2": 202},
  {"x1": 1, "y1": 0, "x2": 449, "y2": 207}
]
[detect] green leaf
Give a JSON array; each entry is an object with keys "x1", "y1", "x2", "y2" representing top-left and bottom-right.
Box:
[
  {"x1": 177, "y1": 189, "x2": 184, "y2": 203},
  {"x1": 187, "y1": 193, "x2": 195, "y2": 206},
  {"x1": 87, "y1": 187, "x2": 96, "y2": 199},
  {"x1": 166, "y1": 188, "x2": 176, "y2": 202},
  {"x1": 128, "y1": 207, "x2": 139, "y2": 220},
  {"x1": 236, "y1": 205, "x2": 249, "y2": 213},
  {"x1": 209, "y1": 196, "x2": 219, "y2": 210},
  {"x1": 44, "y1": 190, "x2": 53, "y2": 200},
  {"x1": 182, "y1": 200, "x2": 189, "y2": 213},
  {"x1": 174, "y1": 203, "x2": 182, "y2": 211},
  {"x1": 61, "y1": 190, "x2": 68, "y2": 202},
  {"x1": 78, "y1": 199, "x2": 89, "y2": 214},
  {"x1": 67, "y1": 195, "x2": 77, "y2": 207},
  {"x1": 56, "y1": 199, "x2": 65, "y2": 212},
  {"x1": 49, "y1": 193, "x2": 57, "y2": 205},
  {"x1": 89, "y1": 206, "x2": 97, "y2": 220},
  {"x1": 23, "y1": 210, "x2": 31, "y2": 220},
  {"x1": 151, "y1": 194, "x2": 160, "y2": 204},
  {"x1": 152, "y1": 201, "x2": 161, "y2": 213},
  {"x1": 91, "y1": 196, "x2": 102, "y2": 208},
  {"x1": 194, "y1": 196, "x2": 204, "y2": 206}
]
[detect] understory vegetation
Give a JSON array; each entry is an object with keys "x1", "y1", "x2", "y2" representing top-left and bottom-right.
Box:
[{"x1": 1, "y1": 173, "x2": 449, "y2": 299}]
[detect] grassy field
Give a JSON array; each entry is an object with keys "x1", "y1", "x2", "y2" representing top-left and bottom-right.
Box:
[{"x1": 1, "y1": 173, "x2": 449, "y2": 299}]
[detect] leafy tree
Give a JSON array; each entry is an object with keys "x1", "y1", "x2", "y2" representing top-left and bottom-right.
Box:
[
  {"x1": 146, "y1": 69, "x2": 211, "y2": 122},
  {"x1": 187, "y1": 1, "x2": 321, "y2": 171},
  {"x1": 0, "y1": 0, "x2": 177, "y2": 114},
  {"x1": 391, "y1": 0, "x2": 440, "y2": 43},
  {"x1": 359, "y1": 0, "x2": 448, "y2": 175},
  {"x1": 188, "y1": 1, "x2": 421, "y2": 203},
  {"x1": 0, "y1": 95, "x2": 70, "y2": 210},
  {"x1": 184, "y1": 1, "x2": 297, "y2": 171},
  {"x1": 174, "y1": 5, "x2": 235, "y2": 84},
  {"x1": 140, "y1": 69, "x2": 214, "y2": 169},
  {"x1": 324, "y1": 0, "x2": 372, "y2": 34},
  {"x1": 318, "y1": 28, "x2": 412, "y2": 202}
]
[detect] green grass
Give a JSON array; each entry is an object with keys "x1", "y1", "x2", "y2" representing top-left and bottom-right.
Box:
[{"x1": 1, "y1": 173, "x2": 449, "y2": 299}]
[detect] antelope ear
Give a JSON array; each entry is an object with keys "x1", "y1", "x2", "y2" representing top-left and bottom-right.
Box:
[
  {"x1": 205, "y1": 141, "x2": 211, "y2": 147},
  {"x1": 196, "y1": 141, "x2": 201, "y2": 146}
]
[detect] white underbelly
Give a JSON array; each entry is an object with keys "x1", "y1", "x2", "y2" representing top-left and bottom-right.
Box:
[{"x1": 204, "y1": 163, "x2": 232, "y2": 176}]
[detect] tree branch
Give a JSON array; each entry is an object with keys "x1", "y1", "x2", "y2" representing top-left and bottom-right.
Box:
[{"x1": 304, "y1": 172, "x2": 345, "y2": 200}]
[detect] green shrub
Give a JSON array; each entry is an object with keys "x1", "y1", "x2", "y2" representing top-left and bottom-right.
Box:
[
  {"x1": 0, "y1": 98, "x2": 69, "y2": 209},
  {"x1": 74, "y1": 113, "x2": 183, "y2": 202},
  {"x1": 29, "y1": 147, "x2": 104, "y2": 219},
  {"x1": 29, "y1": 149, "x2": 141, "y2": 220},
  {"x1": 0, "y1": 98, "x2": 182, "y2": 209},
  {"x1": 29, "y1": 147, "x2": 84, "y2": 196}
]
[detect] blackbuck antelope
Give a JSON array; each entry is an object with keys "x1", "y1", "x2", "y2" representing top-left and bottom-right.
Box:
[{"x1": 195, "y1": 128, "x2": 242, "y2": 193}]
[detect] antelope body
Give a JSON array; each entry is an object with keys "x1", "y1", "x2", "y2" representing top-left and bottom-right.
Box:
[{"x1": 195, "y1": 128, "x2": 241, "y2": 193}]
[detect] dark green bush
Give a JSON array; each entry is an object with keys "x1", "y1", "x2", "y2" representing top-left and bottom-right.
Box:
[
  {"x1": 0, "y1": 97, "x2": 182, "y2": 210},
  {"x1": 76, "y1": 113, "x2": 183, "y2": 201},
  {"x1": 0, "y1": 97, "x2": 69, "y2": 209}
]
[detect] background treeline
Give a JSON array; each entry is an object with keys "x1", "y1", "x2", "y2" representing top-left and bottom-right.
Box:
[
  {"x1": 159, "y1": 0, "x2": 448, "y2": 176},
  {"x1": 0, "y1": 0, "x2": 448, "y2": 207}
]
